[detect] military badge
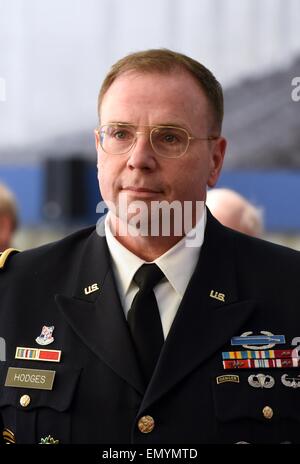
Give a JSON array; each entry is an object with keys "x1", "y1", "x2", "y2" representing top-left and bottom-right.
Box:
[
  {"x1": 231, "y1": 331, "x2": 285, "y2": 350},
  {"x1": 39, "y1": 435, "x2": 59, "y2": 444},
  {"x1": 15, "y1": 346, "x2": 61, "y2": 362},
  {"x1": 216, "y1": 375, "x2": 240, "y2": 384},
  {"x1": 222, "y1": 349, "x2": 296, "y2": 360},
  {"x1": 248, "y1": 373, "x2": 275, "y2": 388},
  {"x1": 35, "y1": 326, "x2": 55, "y2": 346},
  {"x1": 281, "y1": 374, "x2": 300, "y2": 388},
  {"x1": 223, "y1": 358, "x2": 300, "y2": 369}
]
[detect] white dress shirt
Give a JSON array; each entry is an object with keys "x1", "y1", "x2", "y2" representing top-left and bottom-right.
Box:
[{"x1": 105, "y1": 209, "x2": 206, "y2": 339}]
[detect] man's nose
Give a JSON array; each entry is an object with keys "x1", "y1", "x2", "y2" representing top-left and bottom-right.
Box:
[{"x1": 126, "y1": 132, "x2": 157, "y2": 170}]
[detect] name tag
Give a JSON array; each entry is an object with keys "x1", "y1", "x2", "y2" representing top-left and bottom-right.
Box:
[{"x1": 5, "y1": 367, "x2": 56, "y2": 390}]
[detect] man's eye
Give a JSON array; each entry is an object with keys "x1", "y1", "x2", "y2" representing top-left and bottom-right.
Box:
[
  {"x1": 113, "y1": 130, "x2": 126, "y2": 139},
  {"x1": 157, "y1": 131, "x2": 182, "y2": 144},
  {"x1": 110, "y1": 129, "x2": 132, "y2": 141},
  {"x1": 163, "y1": 134, "x2": 177, "y2": 143}
]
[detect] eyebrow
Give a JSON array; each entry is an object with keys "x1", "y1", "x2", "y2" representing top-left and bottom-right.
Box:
[
  {"x1": 108, "y1": 121, "x2": 190, "y2": 129},
  {"x1": 108, "y1": 121, "x2": 135, "y2": 126}
]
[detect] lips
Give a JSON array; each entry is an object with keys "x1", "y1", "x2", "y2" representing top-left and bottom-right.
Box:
[{"x1": 122, "y1": 186, "x2": 162, "y2": 194}]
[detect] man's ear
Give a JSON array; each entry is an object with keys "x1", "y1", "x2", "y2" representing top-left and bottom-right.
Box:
[
  {"x1": 94, "y1": 129, "x2": 100, "y2": 152},
  {"x1": 207, "y1": 137, "x2": 227, "y2": 188}
]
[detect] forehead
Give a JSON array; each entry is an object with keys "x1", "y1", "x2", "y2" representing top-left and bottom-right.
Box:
[{"x1": 100, "y1": 70, "x2": 210, "y2": 130}]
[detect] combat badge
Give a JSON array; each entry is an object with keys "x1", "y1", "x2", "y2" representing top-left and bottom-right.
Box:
[{"x1": 231, "y1": 331, "x2": 285, "y2": 350}]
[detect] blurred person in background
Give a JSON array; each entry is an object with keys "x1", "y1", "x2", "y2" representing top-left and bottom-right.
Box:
[
  {"x1": 206, "y1": 188, "x2": 263, "y2": 237},
  {"x1": 0, "y1": 183, "x2": 18, "y2": 251}
]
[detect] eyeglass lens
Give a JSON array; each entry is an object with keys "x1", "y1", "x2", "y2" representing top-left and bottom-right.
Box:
[{"x1": 100, "y1": 124, "x2": 189, "y2": 158}]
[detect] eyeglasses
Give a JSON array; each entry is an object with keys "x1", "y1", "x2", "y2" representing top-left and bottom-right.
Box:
[{"x1": 96, "y1": 123, "x2": 218, "y2": 159}]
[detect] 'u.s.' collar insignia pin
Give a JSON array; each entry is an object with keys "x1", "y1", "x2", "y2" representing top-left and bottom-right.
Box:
[
  {"x1": 35, "y1": 326, "x2": 55, "y2": 346},
  {"x1": 84, "y1": 283, "x2": 100, "y2": 295},
  {"x1": 210, "y1": 290, "x2": 225, "y2": 302}
]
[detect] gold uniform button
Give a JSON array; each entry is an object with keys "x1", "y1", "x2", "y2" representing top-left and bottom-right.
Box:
[
  {"x1": 20, "y1": 394, "x2": 31, "y2": 408},
  {"x1": 138, "y1": 415, "x2": 155, "y2": 433},
  {"x1": 262, "y1": 405, "x2": 273, "y2": 419}
]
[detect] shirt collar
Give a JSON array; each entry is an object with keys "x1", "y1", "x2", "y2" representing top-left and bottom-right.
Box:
[{"x1": 105, "y1": 208, "x2": 206, "y2": 298}]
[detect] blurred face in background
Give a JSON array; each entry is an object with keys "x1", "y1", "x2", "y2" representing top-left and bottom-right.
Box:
[{"x1": 0, "y1": 213, "x2": 15, "y2": 251}]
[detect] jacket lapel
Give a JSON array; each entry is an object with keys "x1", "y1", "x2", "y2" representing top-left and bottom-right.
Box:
[
  {"x1": 55, "y1": 212, "x2": 257, "y2": 407},
  {"x1": 55, "y1": 224, "x2": 145, "y2": 395},
  {"x1": 140, "y1": 211, "x2": 257, "y2": 412}
]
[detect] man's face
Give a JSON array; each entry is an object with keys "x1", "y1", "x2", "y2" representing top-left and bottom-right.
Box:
[{"x1": 95, "y1": 70, "x2": 226, "y2": 225}]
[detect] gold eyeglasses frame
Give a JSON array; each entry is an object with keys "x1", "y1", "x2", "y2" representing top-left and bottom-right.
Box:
[{"x1": 95, "y1": 123, "x2": 219, "y2": 159}]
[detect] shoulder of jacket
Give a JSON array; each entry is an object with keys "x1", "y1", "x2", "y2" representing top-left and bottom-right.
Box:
[{"x1": 0, "y1": 248, "x2": 20, "y2": 269}]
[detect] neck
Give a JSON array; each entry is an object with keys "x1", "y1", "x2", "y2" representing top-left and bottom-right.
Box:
[
  {"x1": 115, "y1": 233, "x2": 184, "y2": 262},
  {"x1": 108, "y1": 211, "x2": 202, "y2": 261}
]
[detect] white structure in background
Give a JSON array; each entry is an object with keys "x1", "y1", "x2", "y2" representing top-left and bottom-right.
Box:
[
  {"x1": 0, "y1": 77, "x2": 5, "y2": 101},
  {"x1": 0, "y1": 0, "x2": 299, "y2": 152}
]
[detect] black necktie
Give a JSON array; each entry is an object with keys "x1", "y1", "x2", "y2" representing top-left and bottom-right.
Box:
[{"x1": 127, "y1": 264, "x2": 165, "y2": 384}]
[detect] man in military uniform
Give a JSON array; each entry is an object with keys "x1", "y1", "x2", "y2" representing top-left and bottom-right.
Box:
[{"x1": 1, "y1": 49, "x2": 300, "y2": 444}]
